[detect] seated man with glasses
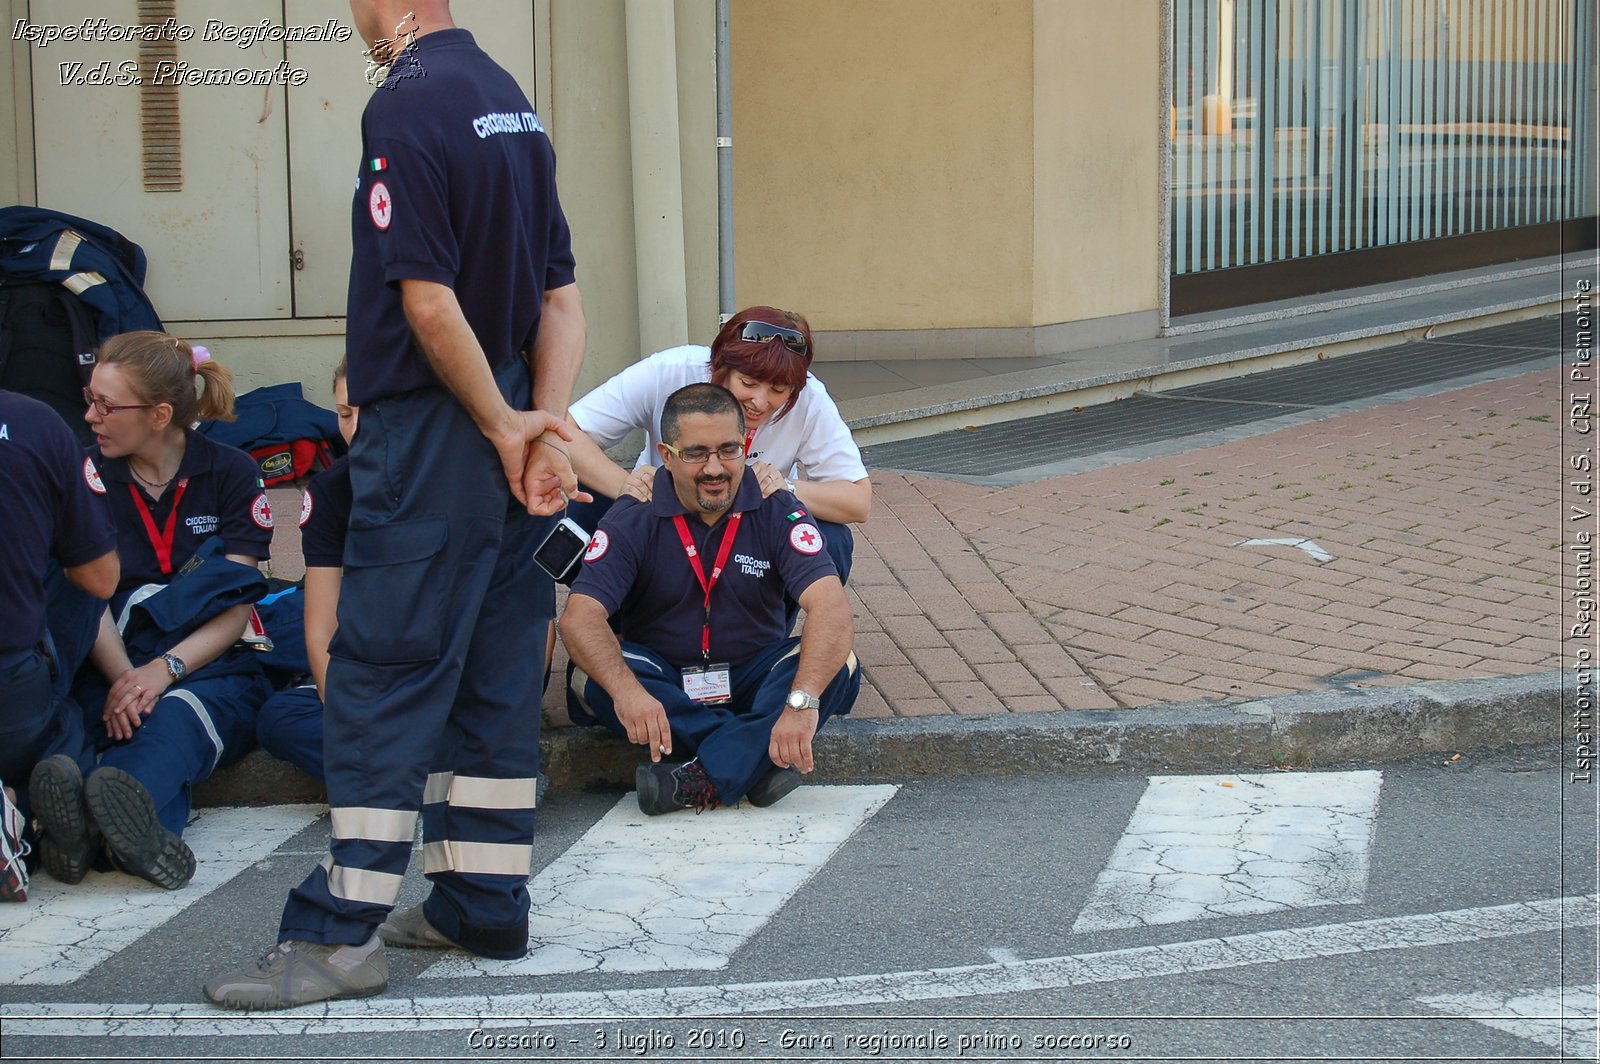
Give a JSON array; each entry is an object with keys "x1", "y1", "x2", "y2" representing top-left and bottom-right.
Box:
[
  {"x1": 560, "y1": 383, "x2": 860, "y2": 816},
  {"x1": 561, "y1": 306, "x2": 870, "y2": 602}
]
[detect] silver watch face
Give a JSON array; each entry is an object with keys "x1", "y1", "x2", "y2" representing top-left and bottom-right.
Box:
[{"x1": 786, "y1": 690, "x2": 806, "y2": 708}]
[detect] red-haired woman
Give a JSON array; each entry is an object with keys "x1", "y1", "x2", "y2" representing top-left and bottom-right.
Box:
[
  {"x1": 564, "y1": 306, "x2": 870, "y2": 588},
  {"x1": 29, "y1": 331, "x2": 273, "y2": 891}
]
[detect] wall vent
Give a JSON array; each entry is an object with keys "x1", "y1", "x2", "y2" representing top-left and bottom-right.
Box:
[{"x1": 138, "y1": 0, "x2": 180, "y2": 192}]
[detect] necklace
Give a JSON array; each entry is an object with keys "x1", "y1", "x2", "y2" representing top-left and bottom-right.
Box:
[{"x1": 129, "y1": 458, "x2": 173, "y2": 491}]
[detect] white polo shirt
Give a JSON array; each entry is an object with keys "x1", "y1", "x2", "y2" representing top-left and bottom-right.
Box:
[{"x1": 569, "y1": 345, "x2": 869, "y2": 483}]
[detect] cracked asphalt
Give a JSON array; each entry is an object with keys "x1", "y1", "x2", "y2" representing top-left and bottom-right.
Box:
[{"x1": 4, "y1": 744, "x2": 1594, "y2": 1063}]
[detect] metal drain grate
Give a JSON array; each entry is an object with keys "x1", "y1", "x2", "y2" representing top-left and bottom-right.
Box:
[
  {"x1": 859, "y1": 394, "x2": 1276, "y2": 479},
  {"x1": 1423, "y1": 314, "x2": 1568, "y2": 351},
  {"x1": 859, "y1": 315, "x2": 1559, "y2": 480}
]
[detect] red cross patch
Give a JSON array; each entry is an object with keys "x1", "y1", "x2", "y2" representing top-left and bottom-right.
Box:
[
  {"x1": 369, "y1": 181, "x2": 392, "y2": 230},
  {"x1": 584, "y1": 528, "x2": 610, "y2": 562},
  {"x1": 83, "y1": 456, "x2": 106, "y2": 495},
  {"x1": 298, "y1": 490, "x2": 313, "y2": 528},
  {"x1": 789, "y1": 522, "x2": 823, "y2": 555},
  {"x1": 251, "y1": 494, "x2": 274, "y2": 530}
]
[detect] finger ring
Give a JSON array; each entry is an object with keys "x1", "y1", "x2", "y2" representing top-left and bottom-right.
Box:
[{"x1": 135, "y1": 684, "x2": 143, "y2": 692}]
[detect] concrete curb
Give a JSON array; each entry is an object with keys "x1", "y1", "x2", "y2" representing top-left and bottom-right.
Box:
[
  {"x1": 838, "y1": 298, "x2": 1562, "y2": 434},
  {"x1": 812, "y1": 671, "x2": 1569, "y2": 778},
  {"x1": 193, "y1": 671, "x2": 1572, "y2": 807}
]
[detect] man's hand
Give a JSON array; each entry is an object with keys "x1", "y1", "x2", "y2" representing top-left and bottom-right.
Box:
[
  {"x1": 103, "y1": 662, "x2": 169, "y2": 741},
  {"x1": 768, "y1": 706, "x2": 818, "y2": 773},
  {"x1": 489, "y1": 412, "x2": 590, "y2": 515},
  {"x1": 399, "y1": 279, "x2": 589, "y2": 514},
  {"x1": 614, "y1": 689, "x2": 673, "y2": 763}
]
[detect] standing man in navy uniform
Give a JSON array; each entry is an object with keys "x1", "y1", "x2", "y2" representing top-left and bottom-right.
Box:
[
  {"x1": 207, "y1": 0, "x2": 586, "y2": 1009},
  {"x1": 0, "y1": 390, "x2": 119, "y2": 901},
  {"x1": 561, "y1": 384, "x2": 860, "y2": 816}
]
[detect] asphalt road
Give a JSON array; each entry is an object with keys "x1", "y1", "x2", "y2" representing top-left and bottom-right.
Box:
[{"x1": 2, "y1": 742, "x2": 1595, "y2": 1063}]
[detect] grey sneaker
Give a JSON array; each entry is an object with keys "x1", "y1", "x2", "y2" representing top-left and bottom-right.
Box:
[
  {"x1": 84, "y1": 767, "x2": 195, "y2": 890},
  {"x1": 379, "y1": 905, "x2": 456, "y2": 950},
  {"x1": 745, "y1": 765, "x2": 801, "y2": 808},
  {"x1": 203, "y1": 936, "x2": 388, "y2": 1010},
  {"x1": 29, "y1": 755, "x2": 96, "y2": 885}
]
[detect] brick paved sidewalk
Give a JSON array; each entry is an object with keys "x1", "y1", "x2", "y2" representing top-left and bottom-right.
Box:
[
  {"x1": 836, "y1": 367, "x2": 1558, "y2": 718},
  {"x1": 269, "y1": 368, "x2": 1559, "y2": 727}
]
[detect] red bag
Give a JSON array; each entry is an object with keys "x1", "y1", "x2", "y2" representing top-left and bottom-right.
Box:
[{"x1": 249, "y1": 438, "x2": 338, "y2": 487}]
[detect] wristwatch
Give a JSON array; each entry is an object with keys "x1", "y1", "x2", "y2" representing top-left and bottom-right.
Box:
[
  {"x1": 161, "y1": 653, "x2": 188, "y2": 681},
  {"x1": 785, "y1": 689, "x2": 819, "y2": 712}
]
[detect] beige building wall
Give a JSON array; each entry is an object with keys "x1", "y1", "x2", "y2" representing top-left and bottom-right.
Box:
[
  {"x1": 673, "y1": 1, "x2": 722, "y2": 350},
  {"x1": 0, "y1": 0, "x2": 717, "y2": 405},
  {"x1": 546, "y1": 0, "x2": 720, "y2": 398},
  {"x1": 1032, "y1": 0, "x2": 1161, "y2": 329},
  {"x1": 3, "y1": 0, "x2": 1166, "y2": 387},
  {"x1": 546, "y1": 0, "x2": 637, "y2": 398},
  {"x1": 459, "y1": 0, "x2": 721, "y2": 398},
  {"x1": 730, "y1": 0, "x2": 1161, "y2": 360},
  {"x1": 1, "y1": 0, "x2": 32, "y2": 207},
  {"x1": 730, "y1": 0, "x2": 1036, "y2": 338}
]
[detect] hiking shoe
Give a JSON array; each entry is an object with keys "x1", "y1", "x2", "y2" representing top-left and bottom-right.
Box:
[
  {"x1": 379, "y1": 905, "x2": 456, "y2": 950},
  {"x1": 29, "y1": 755, "x2": 95, "y2": 885},
  {"x1": 745, "y1": 765, "x2": 801, "y2": 808},
  {"x1": 0, "y1": 783, "x2": 30, "y2": 902},
  {"x1": 636, "y1": 759, "x2": 721, "y2": 816},
  {"x1": 84, "y1": 767, "x2": 195, "y2": 890},
  {"x1": 203, "y1": 936, "x2": 387, "y2": 1011}
]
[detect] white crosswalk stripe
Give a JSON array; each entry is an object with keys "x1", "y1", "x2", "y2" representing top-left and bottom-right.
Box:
[
  {"x1": 1072, "y1": 770, "x2": 1382, "y2": 933},
  {"x1": 0, "y1": 805, "x2": 323, "y2": 985},
  {"x1": 0, "y1": 772, "x2": 1394, "y2": 988},
  {"x1": 423, "y1": 784, "x2": 898, "y2": 978},
  {"x1": 8, "y1": 896, "x2": 1593, "y2": 1038},
  {"x1": 1417, "y1": 984, "x2": 1599, "y2": 1052},
  {"x1": 1, "y1": 769, "x2": 1582, "y2": 1056}
]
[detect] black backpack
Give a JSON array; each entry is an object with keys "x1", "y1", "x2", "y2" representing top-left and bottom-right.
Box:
[
  {"x1": 0, "y1": 206, "x2": 163, "y2": 444},
  {"x1": 0, "y1": 282, "x2": 100, "y2": 445}
]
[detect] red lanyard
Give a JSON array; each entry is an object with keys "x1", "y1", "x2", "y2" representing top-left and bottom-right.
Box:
[
  {"x1": 127, "y1": 479, "x2": 190, "y2": 576},
  {"x1": 672, "y1": 511, "x2": 743, "y2": 661},
  {"x1": 743, "y1": 427, "x2": 756, "y2": 455}
]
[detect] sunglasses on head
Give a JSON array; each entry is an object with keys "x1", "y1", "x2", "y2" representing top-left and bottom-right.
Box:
[{"x1": 739, "y1": 320, "x2": 809, "y2": 356}]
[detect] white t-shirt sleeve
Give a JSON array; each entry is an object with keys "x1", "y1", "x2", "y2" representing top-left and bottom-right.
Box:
[
  {"x1": 570, "y1": 345, "x2": 711, "y2": 451},
  {"x1": 788, "y1": 376, "x2": 869, "y2": 483}
]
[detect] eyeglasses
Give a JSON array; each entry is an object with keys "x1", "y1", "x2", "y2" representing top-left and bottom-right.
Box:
[
  {"x1": 662, "y1": 441, "x2": 745, "y2": 466},
  {"x1": 83, "y1": 388, "x2": 154, "y2": 417},
  {"x1": 739, "y1": 320, "x2": 809, "y2": 356}
]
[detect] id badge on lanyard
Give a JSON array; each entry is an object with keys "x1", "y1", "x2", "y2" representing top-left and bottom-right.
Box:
[
  {"x1": 672, "y1": 511, "x2": 743, "y2": 705},
  {"x1": 681, "y1": 663, "x2": 732, "y2": 704}
]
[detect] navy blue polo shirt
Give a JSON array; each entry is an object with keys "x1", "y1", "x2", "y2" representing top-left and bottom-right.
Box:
[
  {"x1": 570, "y1": 467, "x2": 838, "y2": 670},
  {"x1": 88, "y1": 430, "x2": 273, "y2": 593},
  {"x1": 343, "y1": 28, "x2": 577, "y2": 407},
  {"x1": 297, "y1": 456, "x2": 352, "y2": 569},
  {"x1": 0, "y1": 391, "x2": 116, "y2": 654}
]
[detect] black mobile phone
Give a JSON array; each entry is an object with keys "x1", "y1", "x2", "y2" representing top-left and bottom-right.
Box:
[{"x1": 535, "y1": 517, "x2": 592, "y2": 582}]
